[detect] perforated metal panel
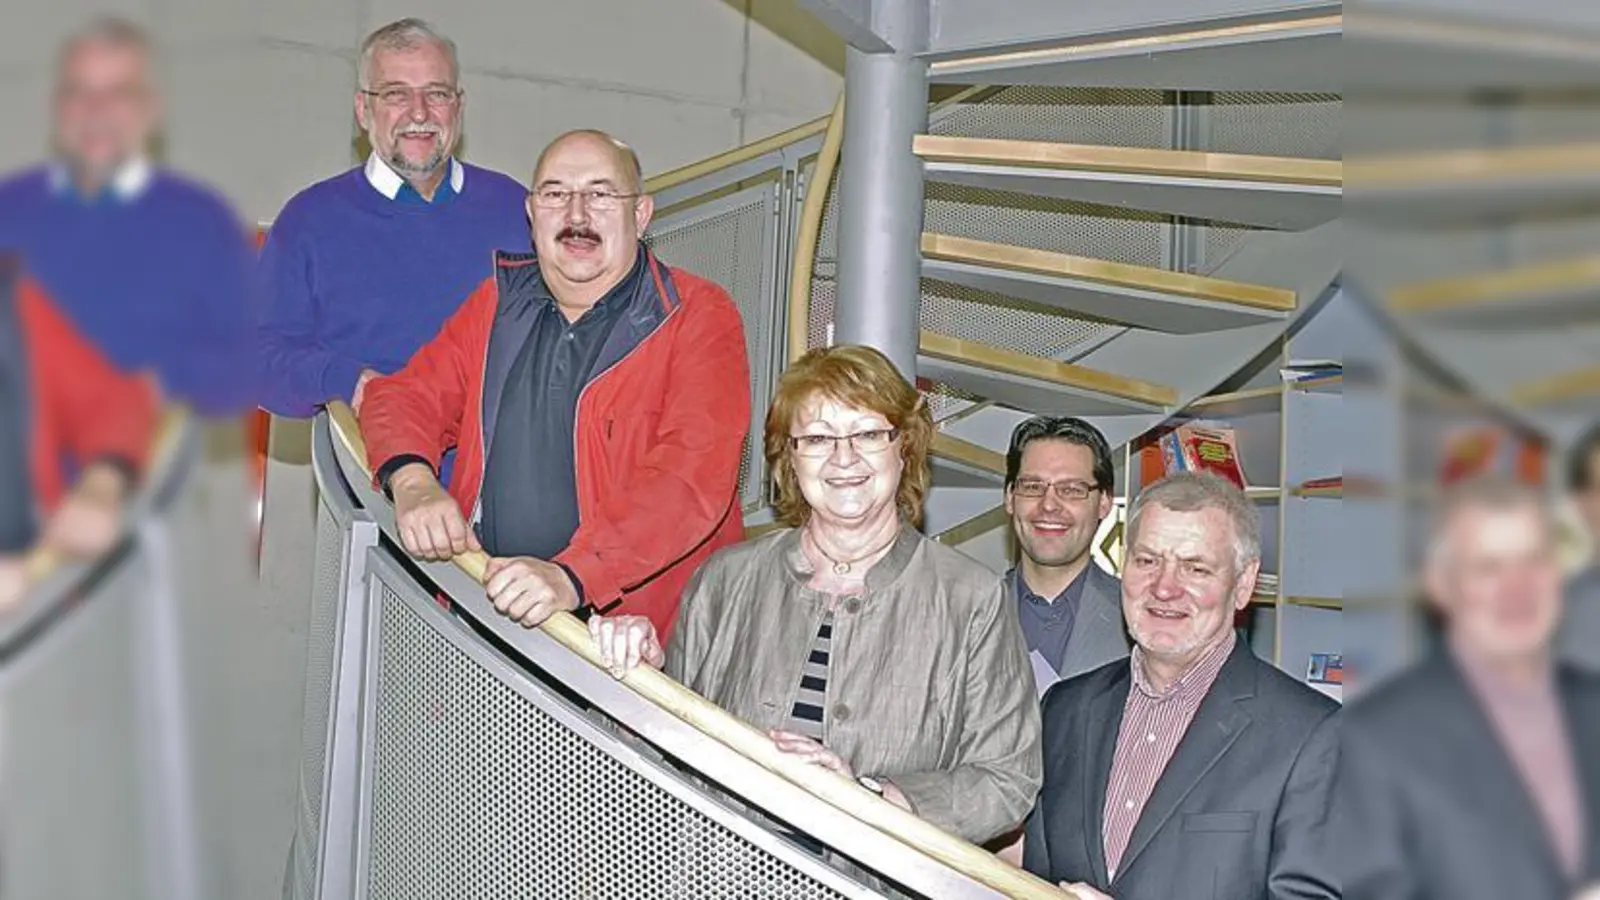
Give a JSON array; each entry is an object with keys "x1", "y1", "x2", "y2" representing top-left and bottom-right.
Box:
[
  {"x1": 931, "y1": 86, "x2": 1172, "y2": 148},
  {"x1": 293, "y1": 499, "x2": 347, "y2": 900},
  {"x1": 364, "y1": 587, "x2": 856, "y2": 900},
  {"x1": 0, "y1": 559, "x2": 150, "y2": 900},
  {"x1": 1206, "y1": 92, "x2": 1342, "y2": 160},
  {"x1": 1200, "y1": 92, "x2": 1342, "y2": 271},
  {"x1": 647, "y1": 186, "x2": 780, "y2": 507}
]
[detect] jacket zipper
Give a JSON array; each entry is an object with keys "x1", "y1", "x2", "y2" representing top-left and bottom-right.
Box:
[{"x1": 468, "y1": 253, "x2": 498, "y2": 531}]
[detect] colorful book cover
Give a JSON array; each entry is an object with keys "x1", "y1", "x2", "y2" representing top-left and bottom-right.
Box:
[{"x1": 1177, "y1": 423, "x2": 1247, "y2": 490}]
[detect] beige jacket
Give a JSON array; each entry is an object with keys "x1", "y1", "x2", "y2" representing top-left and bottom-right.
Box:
[{"x1": 664, "y1": 525, "x2": 1043, "y2": 844}]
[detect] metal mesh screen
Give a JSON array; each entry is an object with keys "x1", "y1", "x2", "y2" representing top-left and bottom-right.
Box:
[
  {"x1": 293, "y1": 499, "x2": 347, "y2": 899},
  {"x1": 647, "y1": 189, "x2": 778, "y2": 507},
  {"x1": 365, "y1": 587, "x2": 855, "y2": 900},
  {"x1": 0, "y1": 560, "x2": 150, "y2": 900},
  {"x1": 1198, "y1": 92, "x2": 1342, "y2": 272},
  {"x1": 930, "y1": 86, "x2": 1172, "y2": 148}
]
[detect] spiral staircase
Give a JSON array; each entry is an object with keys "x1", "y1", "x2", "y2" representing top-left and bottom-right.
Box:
[{"x1": 642, "y1": 3, "x2": 1344, "y2": 553}]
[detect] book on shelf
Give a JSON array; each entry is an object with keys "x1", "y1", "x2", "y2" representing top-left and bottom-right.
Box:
[
  {"x1": 1297, "y1": 475, "x2": 1342, "y2": 491},
  {"x1": 1155, "y1": 421, "x2": 1248, "y2": 490},
  {"x1": 1279, "y1": 360, "x2": 1342, "y2": 385},
  {"x1": 1306, "y1": 652, "x2": 1343, "y2": 703},
  {"x1": 1436, "y1": 425, "x2": 1546, "y2": 488}
]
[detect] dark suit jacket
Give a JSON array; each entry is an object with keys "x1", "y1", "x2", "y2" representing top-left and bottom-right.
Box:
[
  {"x1": 1340, "y1": 653, "x2": 1600, "y2": 900},
  {"x1": 1023, "y1": 639, "x2": 1340, "y2": 900},
  {"x1": 1006, "y1": 563, "x2": 1130, "y2": 691}
]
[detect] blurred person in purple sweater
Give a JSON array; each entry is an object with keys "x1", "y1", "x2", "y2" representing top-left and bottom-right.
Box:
[
  {"x1": 1342, "y1": 476, "x2": 1600, "y2": 900},
  {"x1": 0, "y1": 16, "x2": 255, "y2": 416}
]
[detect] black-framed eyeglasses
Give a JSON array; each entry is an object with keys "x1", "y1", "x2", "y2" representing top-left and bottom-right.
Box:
[
  {"x1": 789, "y1": 428, "x2": 900, "y2": 458},
  {"x1": 1010, "y1": 478, "x2": 1098, "y2": 501},
  {"x1": 530, "y1": 187, "x2": 640, "y2": 212},
  {"x1": 360, "y1": 85, "x2": 461, "y2": 109}
]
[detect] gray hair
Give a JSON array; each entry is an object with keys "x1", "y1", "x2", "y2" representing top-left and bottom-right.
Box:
[
  {"x1": 1126, "y1": 472, "x2": 1261, "y2": 574},
  {"x1": 358, "y1": 18, "x2": 459, "y2": 90},
  {"x1": 1426, "y1": 474, "x2": 1555, "y2": 567},
  {"x1": 58, "y1": 15, "x2": 154, "y2": 68}
]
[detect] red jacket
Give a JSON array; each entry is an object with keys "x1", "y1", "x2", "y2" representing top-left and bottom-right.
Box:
[
  {"x1": 12, "y1": 274, "x2": 158, "y2": 511},
  {"x1": 360, "y1": 250, "x2": 751, "y2": 640}
]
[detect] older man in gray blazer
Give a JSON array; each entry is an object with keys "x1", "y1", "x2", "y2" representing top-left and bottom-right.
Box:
[
  {"x1": 1022, "y1": 473, "x2": 1338, "y2": 900},
  {"x1": 1002, "y1": 417, "x2": 1130, "y2": 697},
  {"x1": 1343, "y1": 477, "x2": 1600, "y2": 900}
]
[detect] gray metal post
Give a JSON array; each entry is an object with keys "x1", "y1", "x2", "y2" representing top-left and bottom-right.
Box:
[{"x1": 833, "y1": 0, "x2": 929, "y2": 380}]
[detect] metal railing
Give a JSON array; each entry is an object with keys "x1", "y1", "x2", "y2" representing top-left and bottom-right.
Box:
[
  {"x1": 0, "y1": 410, "x2": 205, "y2": 900},
  {"x1": 288, "y1": 407, "x2": 1067, "y2": 899}
]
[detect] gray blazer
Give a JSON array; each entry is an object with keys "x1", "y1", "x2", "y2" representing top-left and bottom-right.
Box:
[
  {"x1": 1340, "y1": 653, "x2": 1600, "y2": 900},
  {"x1": 1006, "y1": 563, "x2": 1130, "y2": 691},
  {"x1": 665, "y1": 526, "x2": 1043, "y2": 844},
  {"x1": 1022, "y1": 640, "x2": 1340, "y2": 900}
]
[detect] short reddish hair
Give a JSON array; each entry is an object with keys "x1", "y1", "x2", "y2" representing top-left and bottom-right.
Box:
[{"x1": 764, "y1": 345, "x2": 933, "y2": 528}]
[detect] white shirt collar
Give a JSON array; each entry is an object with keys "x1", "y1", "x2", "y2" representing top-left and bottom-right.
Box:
[
  {"x1": 363, "y1": 153, "x2": 464, "y2": 200},
  {"x1": 48, "y1": 156, "x2": 153, "y2": 200}
]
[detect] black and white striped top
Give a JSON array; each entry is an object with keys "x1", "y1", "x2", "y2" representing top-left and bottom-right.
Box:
[{"x1": 785, "y1": 611, "x2": 834, "y2": 740}]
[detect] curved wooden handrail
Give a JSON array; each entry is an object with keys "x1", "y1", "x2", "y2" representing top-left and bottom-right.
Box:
[
  {"x1": 19, "y1": 405, "x2": 190, "y2": 591},
  {"x1": 914, "y1": 135, "x2": 1342, "y2": 188},
  {"x1": 325, "y1": 401, "x2": 1067, "y2": 899},
  {"x1": 645, "y1": 115, "x2": 832, "y2": 196},
  {"x1": 786, "y1": 93, "x2": 846, "y2": 365},
  {"x1": 928, "y1": 13, "x2": 1341, "y2": 73}
]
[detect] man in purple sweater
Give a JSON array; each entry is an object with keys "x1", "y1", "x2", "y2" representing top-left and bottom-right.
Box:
[{"x1": 257, "y1": 18, "x2": 528, "y2": 419}]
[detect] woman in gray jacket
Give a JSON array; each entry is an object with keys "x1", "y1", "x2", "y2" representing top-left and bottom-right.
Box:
[{"x1": 590, "y1": 344, "x2": 1042, "y2": 845}]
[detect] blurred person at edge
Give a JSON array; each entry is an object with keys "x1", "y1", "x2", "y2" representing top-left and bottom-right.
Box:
[
  {"x1": 1022, "y1": 473, "x2": 1338, "y2": 900},
  {"x1": 1341, "y1": 476, "x2": 1600, "y2": 900},
  {"x1": 360, "y1": 130, "x2": 750, "y2": 641},
  {"x1": 0, "y1": 17, "x2": 255, "y2": 415},
  {"x1": 1560, "y1": 423, "x2": 1600, "y2": 673},
  {"x1": 589, "y1": 345, "x2": 1043, "y2": 846},
  {"x1": 0, "y1": 256, "x2": 158, "y2": 608},
  {"x1": 257, "y1": 17, "x2": 527, "y2": 431}
]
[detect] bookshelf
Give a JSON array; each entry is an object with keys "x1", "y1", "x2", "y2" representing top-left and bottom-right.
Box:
[{"x1": 1134, "y1": 288, "x2": 1348, "y2": 698}]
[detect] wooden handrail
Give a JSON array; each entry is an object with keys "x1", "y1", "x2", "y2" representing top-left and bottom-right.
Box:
[
  {"x1": 786, "y1": 93, "x2": 846, "y2": 364},
  {"x1": 928, "y1": 14, "x2": 1341, "y2": 74},
  {"x1": 914, "y1": 135, "x2": 1342, "y2": 188},
  {"x1": 922, "y1": 233, "x2": 1298, "y2": 311},
  {"x1": 644, "y1": 114, "x2": 832, "y2": 195},
  {"x1": 1386, "y1": 255, "x2": 1600, "y2": 313},
  {"x1": 21, "y1": 406, "x2": 189, "y2": 588},
  {"x1": 325, "y1": 402, "x2": 1069, "y2": 900},
  {"x1": 920, "y1": 331, "x2": 1178, "y2": 407}
]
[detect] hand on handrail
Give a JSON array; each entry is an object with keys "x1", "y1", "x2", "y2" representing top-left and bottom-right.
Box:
[
  {"x1": 39, "y1": 461, "x2": 130, "y2": 560},
  {"x1": 0, "y1": 556, "x2": 29, "y2": 613},
  {"x1": 390, "y1": 462, "x2": 478, "y2": 561},
  {"x1": 588, "y1": 614, "x2": 664, "y2": 678}
]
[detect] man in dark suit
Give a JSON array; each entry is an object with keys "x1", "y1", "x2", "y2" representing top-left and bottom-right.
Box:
[
  {"x1": 1022, "y1": 472, "x2": 1338, "y2": 900},
  {"x1": 1342, "y1": 476, "x2": 1600, "y2": 900},
  {"x1": 1001, "y1": 416, "x2": 1129, "y2": 696}
]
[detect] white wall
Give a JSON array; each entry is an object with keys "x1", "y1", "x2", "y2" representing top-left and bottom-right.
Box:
[{"x1": 0, "y1": 0, "x2": 844, "y2": 222}]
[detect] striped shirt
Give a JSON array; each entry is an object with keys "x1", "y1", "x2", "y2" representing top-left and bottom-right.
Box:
[
  {"x1": 786, "y1": 612, "x2": 835, "y2": 740},
  {"x1": 1102, "y1": 631, "x2": 1236, "y2": 879}
]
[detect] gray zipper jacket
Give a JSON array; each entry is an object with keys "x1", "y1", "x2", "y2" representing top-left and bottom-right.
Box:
[{"x1": 664, "y1": 524, "x2": 1044, "y2": 844}]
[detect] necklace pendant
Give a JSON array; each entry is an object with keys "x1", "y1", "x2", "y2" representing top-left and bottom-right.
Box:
[{"x1": 833, "y1": 561, "x2": 850, "y2": 575}]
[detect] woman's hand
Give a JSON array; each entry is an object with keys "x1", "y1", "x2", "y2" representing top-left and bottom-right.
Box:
[
  {"x1": 588, "y1": 614, "x2": 664, "y2": 678},
  {"x1": 769, "y1": 729, "x2": 855, "y2": 779}
]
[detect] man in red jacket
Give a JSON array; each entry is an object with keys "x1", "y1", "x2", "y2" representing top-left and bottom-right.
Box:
[
  {"x1": 0, "y1": 257, "x2": 158, "y2": 607},
  {"x1": 360, "y1": 130, "x2": 751, "y2": 639}
]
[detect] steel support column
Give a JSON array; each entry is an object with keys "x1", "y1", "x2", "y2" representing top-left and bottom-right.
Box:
[{"x1": 833, "y1": 0, "x2": 928, "y2": 380}]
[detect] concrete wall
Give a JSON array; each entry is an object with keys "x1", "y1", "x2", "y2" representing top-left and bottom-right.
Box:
[{"x1": 0, "y1": 0, "x2": 843, "y2": 222}]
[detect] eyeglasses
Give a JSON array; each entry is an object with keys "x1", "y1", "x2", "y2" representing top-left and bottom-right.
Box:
[
  {"x1": 530, "y1": 187, "x2": 640, "y2": 212},
  {"x1": 361, "y1": 86, "x2": 461, "y2": 109},
  {"x1": 1011, "y1": 478, "x2": 1098, "y2": 501},
  {"x1": 789, "y1": 428, "x2": 900, "y2": 458}
]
